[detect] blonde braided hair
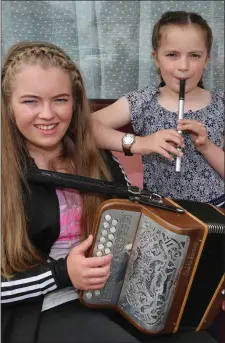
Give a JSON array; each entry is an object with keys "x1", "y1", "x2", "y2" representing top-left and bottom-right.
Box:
[{"x1": 2, "y1": 41, "x2": 111, "y2": 278}]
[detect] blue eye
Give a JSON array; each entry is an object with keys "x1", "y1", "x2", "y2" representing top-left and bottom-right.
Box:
[{"x1": 55, "y1": 98, "x2": 68, "y2": 103}]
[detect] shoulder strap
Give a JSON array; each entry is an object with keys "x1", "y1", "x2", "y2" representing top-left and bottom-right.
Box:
[{"x1": 27, "y1": 168, "x2": 184, "y2": 213}]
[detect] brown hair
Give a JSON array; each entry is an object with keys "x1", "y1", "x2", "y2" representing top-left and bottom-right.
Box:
[
  {"x1": 2, "y1": 41, "x2": 111, "y2": 278},
  {"x1": 152, "y1": 11, "x2": 213, "y2": 88}
]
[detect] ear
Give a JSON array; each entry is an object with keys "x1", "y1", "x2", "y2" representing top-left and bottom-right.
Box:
[{"x1": 152, "y1": 51, "x2": 160, "y2": 68}]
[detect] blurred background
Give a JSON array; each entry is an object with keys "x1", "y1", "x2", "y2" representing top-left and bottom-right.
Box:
[{"x1": 2, "y1": 0, "x2": 224, "y2": 99}]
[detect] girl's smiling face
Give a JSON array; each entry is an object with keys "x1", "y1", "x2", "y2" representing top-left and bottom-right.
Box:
[
  {"x1": 11, "y1": 64, "x2": 73, "y2": 155},
  {"x1": 152, "y1": 24, "x2": 210, "y2": 94}
]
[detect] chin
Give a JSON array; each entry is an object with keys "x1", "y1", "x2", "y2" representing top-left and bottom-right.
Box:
[{"x1": 31, "y1": 141, "x2": 61, "y2": 151}]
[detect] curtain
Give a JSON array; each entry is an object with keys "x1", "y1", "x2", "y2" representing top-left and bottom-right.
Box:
[{"x1": 2, "y1": 0, "x2": 224, "y2": 99}]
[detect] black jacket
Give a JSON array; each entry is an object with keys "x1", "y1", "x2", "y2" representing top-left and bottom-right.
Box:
[{"x1": 1, "y1": 151, "x2": 129, "y2": 343}]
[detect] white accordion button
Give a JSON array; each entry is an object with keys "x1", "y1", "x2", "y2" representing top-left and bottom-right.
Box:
[
  {"x1": 110, "y1": 226, "x2": 116, "y2": 233},
  {"x1": 85, "y1": 292, "x2": 92, "y2": 299},
  {"x1": 104, "y1": 214, "x2": 112, "y2": 221},
  {"x1": 100, "y1": 236, "x2": 106, "y2": 243},
  {"x1": 112, "y1": 219, "x2": 118, "y2": 226},
  {"x1": 94, "y1": 290, "x2": 101, "y2": 296},
  {"x1": 103, "y1": 222, "x2": 110, "y2": 229},
  {"x1": 97, "y1": 244, "x2": 104, "y2": 250},
  {"x1": 108, "y1": 233, "x2": 114, "y2": 241},
  {"x1": 105, "y1": 248, "x2": 111, "y2": 254},
  {"x1": 125, "y1": 243, "x2": 133, "y2": 251},
  {"x1": 96, "y1": 251, "x2": 103, "y2": 257},
  {"x1": 102, "y1": 229, "x2": 108, "y2": 236},
  {"x1": 106, "y1": 241, "x2": 113, "y2": 248}
]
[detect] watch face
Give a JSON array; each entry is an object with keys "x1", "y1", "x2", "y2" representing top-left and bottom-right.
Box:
[{"x1": 123, "y1": 135, "x2": 133, "y2": 144}]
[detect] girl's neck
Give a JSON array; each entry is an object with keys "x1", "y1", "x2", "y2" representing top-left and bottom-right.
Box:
[
  {"x1": 158, "y1": 86, "x2": 211, "y2": 113},
  {"x1": 27, "y1": 143, "x2": 62, "y2": 170},
  {"x1": 162, "y1": 85, "x2": 204, "y2": 101}
]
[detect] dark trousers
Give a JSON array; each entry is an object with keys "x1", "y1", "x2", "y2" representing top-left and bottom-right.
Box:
[{"x1": 37, "y1": 300, "x2": 218, "y2": 343}]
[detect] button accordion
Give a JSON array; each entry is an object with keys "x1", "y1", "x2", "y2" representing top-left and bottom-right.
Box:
[{"x1": 80, "y1": 198, "x2": 225, "y2": 335}]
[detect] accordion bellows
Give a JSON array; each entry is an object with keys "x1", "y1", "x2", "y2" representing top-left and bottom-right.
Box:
[{"x1": 80, "y1": 198, "x2": 225, "y2": 335}]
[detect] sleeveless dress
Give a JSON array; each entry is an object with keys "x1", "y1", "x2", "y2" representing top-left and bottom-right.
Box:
[{"x1": 125, "y1": 86, "x2": 224, "y2": 203}]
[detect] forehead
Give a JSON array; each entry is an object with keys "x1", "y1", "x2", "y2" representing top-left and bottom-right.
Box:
[
  {"x1": 12, "y1": 64, "x2": 72, "y2": 95},
  {"x1": 159, "y1": 24, "x2": 207, "y2": 51}
]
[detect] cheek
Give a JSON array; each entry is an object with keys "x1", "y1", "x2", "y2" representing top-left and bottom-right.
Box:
[
  {"x1": 55, "y1": 105, "x2": 73, "y2": 129},
  {"x1": 190, "y1": 62, "x2": 205, "y2": 78},
  {"x1": 61, "y1": 105, "x2": 73, "y2": 123},
  {"x1": 159, "y1": 62, "x2": 174, "y2": 76},
  {"x1": 13, "y1": 108, "x2": 31, "y2": 131}
]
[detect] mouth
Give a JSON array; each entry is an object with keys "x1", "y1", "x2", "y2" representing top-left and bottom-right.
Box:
[
  {"x1": 34, "y1": 124, "x2": 58, "y2": 131},
  {"x1": 176, "y1": 77, "x2": 188, "y2": 81}
]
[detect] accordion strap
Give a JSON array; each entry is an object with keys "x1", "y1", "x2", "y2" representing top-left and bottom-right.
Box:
[{"x1": 27, "y1": 168, "x2": 184, "y2": 213}]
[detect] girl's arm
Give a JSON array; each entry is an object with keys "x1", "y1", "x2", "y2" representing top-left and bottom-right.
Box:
[
  {"x1": 197, "y1": 141, "x2": 224, "y2": 179},
  {"x1": 91, "y1": 119, "x2": 128, "y2": 152},
  {"x1": 2, "y1": 236, "x2": 112, "y2": 305},
  {"x1": 91, "y1": 96, "x2": 133, "y2": 152},
  {"x1": 91, "y1": 98, "x2": 184, "y2": 160},
  {"x1": 177, "y1": 119, "x2": 224, "y2": 179},
  {"x1": 1, "y1": 258, "x2": 72, "y2": 304},
  {"x1": 91, "y1": 96, "x2": 131, "y2": 129}
]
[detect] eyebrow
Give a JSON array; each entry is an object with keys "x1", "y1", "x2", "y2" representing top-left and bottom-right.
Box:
[
  {"x1": 164, "y1": 50, "x2": 204, "y2": 54},
  {"x1": 20, "y1": 93, "x2": 71, "y2": 99}
]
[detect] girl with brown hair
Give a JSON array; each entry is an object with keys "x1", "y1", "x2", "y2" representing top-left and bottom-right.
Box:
[{"x1": 92, "y1": 11, "x2": 224, "y2": 207}]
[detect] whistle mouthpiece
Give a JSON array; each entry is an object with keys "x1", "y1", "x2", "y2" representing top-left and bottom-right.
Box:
[{"x1": 179, "y1": 79, "x2": 185, "y2": 100}]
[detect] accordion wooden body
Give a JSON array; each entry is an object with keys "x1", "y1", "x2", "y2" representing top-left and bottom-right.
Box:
[{"x1": 80, "y1": 198, "x2": 225, "y2": 335}]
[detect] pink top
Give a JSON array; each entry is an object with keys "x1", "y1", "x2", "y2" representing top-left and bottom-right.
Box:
[{"x1": 49, "y1": 188, "x2": 82, "y2": 260}]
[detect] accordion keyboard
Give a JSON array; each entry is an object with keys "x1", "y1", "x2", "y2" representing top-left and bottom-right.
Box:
[
  {"x1": 83, "y1": 207, "x2": 190, "y2": 332},
  {"x1": 84, "y1": 209, "x2": 141, "y2": 302}
]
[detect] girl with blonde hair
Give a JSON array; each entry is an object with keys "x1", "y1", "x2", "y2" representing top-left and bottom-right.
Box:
[{"x1": 1, "y1": 40, "x2": 137, "y2": 343}]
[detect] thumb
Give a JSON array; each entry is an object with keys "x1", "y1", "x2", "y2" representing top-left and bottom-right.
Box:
[{"x1": 72, "y1": 234, "x2": 93, "y2": 255}]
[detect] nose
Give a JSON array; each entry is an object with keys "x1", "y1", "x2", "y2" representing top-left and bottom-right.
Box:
[
  {"x1": 178, "y1": 56, "x2": 189, "y2": 72},
  {"x1": 38, "y1": 103, "x2": 55, "y2": 120}
]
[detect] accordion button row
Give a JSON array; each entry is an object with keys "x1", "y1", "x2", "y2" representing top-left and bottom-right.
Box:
[
  {"x1": 84, "y1": 213, "x2": 119, "y2": 300},
  {"x1": 94, "y1": 214, "x2": 119, "y2": 257},
  {"x1": 85, "y1": 290, "x2": 101, "y2": 299},
  {"x1": 96, "y1": 231, "x2": 115, "y2": 255}
]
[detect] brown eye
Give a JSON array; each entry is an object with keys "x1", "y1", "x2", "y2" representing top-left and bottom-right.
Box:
[
  {"x1": 166, "y1": 53, "x2": 177, "y2": 58},
  {"x1": 190, "y1": 54, "x2": 201, "y2": 59}
]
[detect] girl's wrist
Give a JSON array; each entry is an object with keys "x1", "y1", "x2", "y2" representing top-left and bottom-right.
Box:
[
  {"x1": 130, "y1": 136, "x2": 142, "y2": 154},
  {"x1": 196, "y1": 139, "x2": 212, "y2": 154},
  {"x1": 131, "y1": 136, "x2": 153, "y2": 155}
]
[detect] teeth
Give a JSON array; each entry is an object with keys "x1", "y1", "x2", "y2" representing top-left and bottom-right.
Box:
[{"x1": 36, "y1": 124, "x2": 57, "y2": 130}]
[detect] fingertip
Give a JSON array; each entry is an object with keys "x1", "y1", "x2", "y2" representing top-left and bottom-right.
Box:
[{"x1": 105, "y1": 254, "x2": 113, "y2": 262}]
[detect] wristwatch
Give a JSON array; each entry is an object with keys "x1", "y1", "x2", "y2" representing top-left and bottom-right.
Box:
[{"x1": 122, "y1": 133, "x2": 136, "y2": 156}]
